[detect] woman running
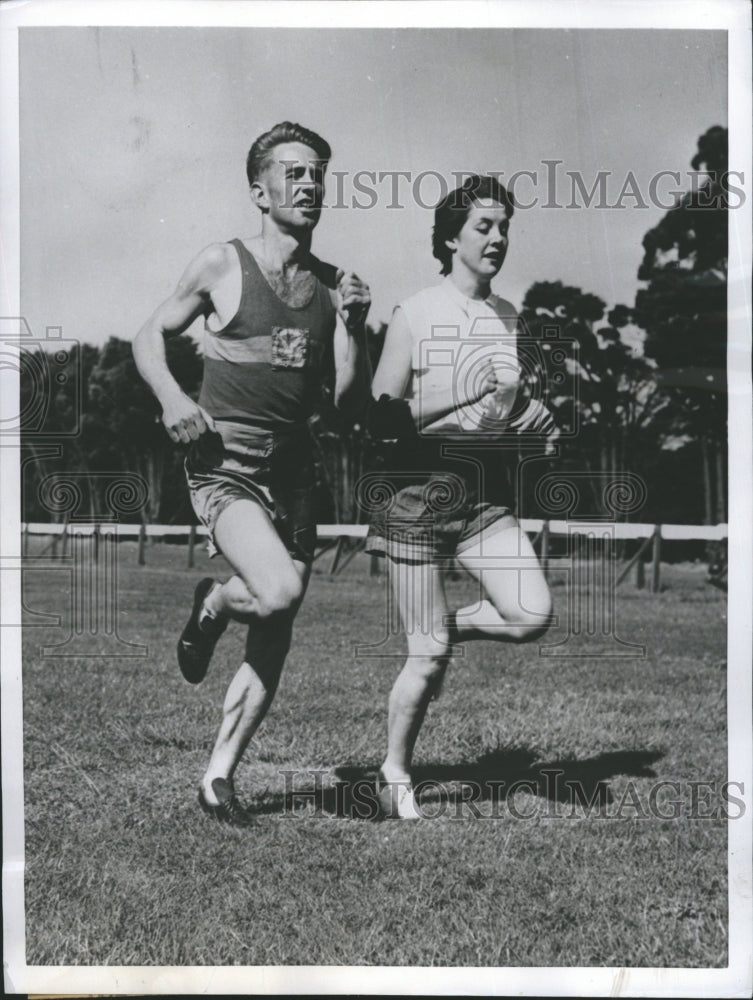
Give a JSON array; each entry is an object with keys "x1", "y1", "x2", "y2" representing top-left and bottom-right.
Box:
[{"x1": 365, "y1": 174, "x2": 555, "y2": 818}]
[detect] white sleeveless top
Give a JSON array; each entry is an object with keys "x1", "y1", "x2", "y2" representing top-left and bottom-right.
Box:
[{"x1": 399, "y1": 277, "x2": 522, "y2": 436}]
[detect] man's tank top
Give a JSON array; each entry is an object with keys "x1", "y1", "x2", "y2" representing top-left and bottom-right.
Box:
[{"x1": 198, "y1": 239, "x2": 338, "y2": 430}]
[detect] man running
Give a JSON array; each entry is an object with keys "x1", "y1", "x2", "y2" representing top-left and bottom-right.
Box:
[{"x1": 133, "y1": 122, "x2": 371, "y2": 825}]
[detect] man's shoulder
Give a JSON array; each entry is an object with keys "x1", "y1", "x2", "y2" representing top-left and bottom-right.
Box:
[
  {"x1": 193, "y1": 240, "x2": 236, "y2": 262},
  {"x1": 190, "y1": 241, "x2": 239, "y2": 285}
]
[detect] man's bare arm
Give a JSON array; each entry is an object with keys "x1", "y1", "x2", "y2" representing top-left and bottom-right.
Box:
[
  {"x1": 332, "y1": 269, "x2": 372, "y2": 416},
  {"x1": 132, "y1": 245, "x2": 228, "y2": 443}
]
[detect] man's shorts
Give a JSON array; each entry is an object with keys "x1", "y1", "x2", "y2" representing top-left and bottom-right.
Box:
[
  {"x1": 365, "y1": 443, "x2": 518, "y2": 564},
  {"x1": 185, "y1": 422, "x2": 316, "y2": 565}
]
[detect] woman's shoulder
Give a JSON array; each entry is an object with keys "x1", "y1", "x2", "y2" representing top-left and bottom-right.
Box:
[
  {"x1": 396, "y1": 283, "x2": 457, "y2": 335},
  {"x1": 487, "y1": 293, "x2": 520, "y2": 333},
  {"x1": 487, "y1": 292, "x2": 519, "y2": 316},
  {"x1": 398, "y1": 283, "x2": 446, "y2": 314}
]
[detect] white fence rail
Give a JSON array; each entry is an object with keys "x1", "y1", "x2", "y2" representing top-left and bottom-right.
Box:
[
  {"x1": 20, "y1": 520, "x2": 728, "y2": 591},
  {"x1": 21, "y1": 521, "x2": 729, "y2": 541}
]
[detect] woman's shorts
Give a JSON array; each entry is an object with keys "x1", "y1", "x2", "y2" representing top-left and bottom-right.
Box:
[
  {"x1": 185, "y1": 422, "x2": 317, "y2": 565},
  {"x1": 364, "y1": 443, "x2": 518, "y2": 563}
]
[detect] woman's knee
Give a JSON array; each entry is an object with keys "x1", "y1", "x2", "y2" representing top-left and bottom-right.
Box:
[
  {"x1": 404, "y1": 631, "x2": 451, "y2": 680},
  {"x1": 504, "y1": 597, "x2": 553, "y2": 642}
]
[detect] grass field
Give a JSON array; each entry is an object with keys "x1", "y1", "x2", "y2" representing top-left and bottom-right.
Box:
[{"x1": 20, "y1": 542, "x2": 728, "y2": 967}]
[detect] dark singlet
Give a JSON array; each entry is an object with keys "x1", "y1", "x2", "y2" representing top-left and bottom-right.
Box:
[{"x1": 198, "y1": 239, "x2": 338, "y2": 431}]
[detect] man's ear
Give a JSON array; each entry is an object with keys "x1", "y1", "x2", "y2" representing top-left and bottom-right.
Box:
[{"x1": 250, "y1": 180, "x2": 269, "y2": 213}]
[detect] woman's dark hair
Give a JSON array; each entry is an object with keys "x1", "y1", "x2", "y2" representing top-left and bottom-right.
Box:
[
  {"x1": 432, "y1": 175, "x2": 515, "y2": 275},
  {"x1": 246, "y1": 121, "x2": 331, "y2": 186}
]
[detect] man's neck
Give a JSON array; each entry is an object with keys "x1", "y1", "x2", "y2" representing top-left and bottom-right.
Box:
[
  {"x1": 258, "y1": 219, "x2": 312, "y2": 272},
  {"x1": 449, "y1": 264, "x2": 491, "y2": 301}
]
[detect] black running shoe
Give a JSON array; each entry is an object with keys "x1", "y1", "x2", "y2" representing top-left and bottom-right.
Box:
[
  {"x1": 198, "y1": 778, "x2": 255, "y2": 826},
  {"x1": 177, "y1": 577, "x2": 227, "y2": 684}
]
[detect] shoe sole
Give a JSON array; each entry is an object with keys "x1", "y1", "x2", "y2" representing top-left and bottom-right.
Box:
[{"x1": 177, "y1": 577, "x2": 219, "y2": 684}]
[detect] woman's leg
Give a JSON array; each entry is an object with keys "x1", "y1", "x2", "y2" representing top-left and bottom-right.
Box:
[
  {"x1": 451, "y1": 521, "x2": 553, "y2": 643},
  {"x1": 381, "y1": 558, "x2": 451, "y2": 785}
]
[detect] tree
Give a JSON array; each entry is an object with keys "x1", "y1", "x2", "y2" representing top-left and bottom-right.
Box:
[
  {"x1": 308, "y1": 321, "x2": 386, "y2": 523},
  {"x1": 519, "y1": 282, "x2": 658, "y2": 513},
  {"x1": 88, "y1": 336, "x2": 203, "y2": 520},
  {"x1": 21, "y1": 342, "x2": 104, "y2": 521},
  {"x1": 633, "y1": 125, "x2": 728, "y2": 524}
]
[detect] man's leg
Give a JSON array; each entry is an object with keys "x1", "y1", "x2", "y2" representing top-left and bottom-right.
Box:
[
  {"x1": 381, "y1": 559, "x2": 449, "y2": 794},
  {"x1": 451, "y1": 522, "x2": 553, "y2": 643},
  {"x1": 200, "y1": 604, "x2": 300, "y2": 802},
  {"x1": 177, "y1": 492, "x2": 307, "y2": 684},
  {"x1": 208, "y1": 500, "x2": 307, "y2": 622},
  {"x1": 199, "y1": 499, "x2": 309, "y2": 806}
]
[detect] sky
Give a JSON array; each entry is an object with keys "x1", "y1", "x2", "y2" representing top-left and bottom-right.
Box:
[{"x1": 18, "y1": 26, "x2": 727, "y2": 346}]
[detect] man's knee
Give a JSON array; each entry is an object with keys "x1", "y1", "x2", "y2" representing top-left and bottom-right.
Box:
[{"x1": 253, "y1": 573, "x2": 304, "y2": 619}]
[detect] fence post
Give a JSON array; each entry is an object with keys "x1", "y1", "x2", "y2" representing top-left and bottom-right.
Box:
[
  {"x1": 61, "y1": 515, "x2": 69, "y2": 559},
  {"x1": 329, "y1": 536, "x2": 347, "y2": 575},
  {"x1": 616, "y1": 534, "x2": 652, "y2": 588},
  {"x1": 635, "y1": 547, "x2": 645, "y2": 589},
  {"x1": 651, "y1": 524, "x2": 662, "y2": 593},
  {"x1": 138, "y1": 521, "x2": 147, "y2": 566},
  {"x1": 187, "y1": 525, "x2": 196, "y2": 569},
  {"x1": 541, "y1": 520, "x2": 550, "y2": 579}
]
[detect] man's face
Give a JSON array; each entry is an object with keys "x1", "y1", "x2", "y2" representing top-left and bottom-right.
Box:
[
  {"x1": 448, "y1": 199, "x2": 511, "y2": 279},
  {"x1": 256, "y1": 141, "x2": 327, "y2": 233}
]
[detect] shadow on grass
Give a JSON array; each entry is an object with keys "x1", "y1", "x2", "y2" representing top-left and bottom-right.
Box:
[{"x1": 252, "y1": 746, "x2": 664, "y2": 820}]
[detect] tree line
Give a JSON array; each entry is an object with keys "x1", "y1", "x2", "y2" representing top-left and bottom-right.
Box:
[{"x1": 21, "y1": 127, "x2": 727, "y2": 531}]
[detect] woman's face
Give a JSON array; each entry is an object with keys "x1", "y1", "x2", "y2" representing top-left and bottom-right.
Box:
[{"x1": 448, "y1": 198, "x2": 511, "y2": 279}]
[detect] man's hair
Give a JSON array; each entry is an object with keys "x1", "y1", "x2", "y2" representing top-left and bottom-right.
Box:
[
  {"x1": 432, "y1": 175, "x2": 515, "y2": 275},
  {"x1": 246, "y1": 121, "x2": 332, "y2": 186}
]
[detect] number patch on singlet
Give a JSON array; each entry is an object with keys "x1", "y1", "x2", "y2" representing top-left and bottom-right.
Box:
[{"x1": 271, "y1": 326, "x2": 310, "y2": 369}]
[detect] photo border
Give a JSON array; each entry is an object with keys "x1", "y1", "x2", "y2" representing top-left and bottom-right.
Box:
[{"x1": 2, "y1": 1, "x2": 751, "y2": 995}]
